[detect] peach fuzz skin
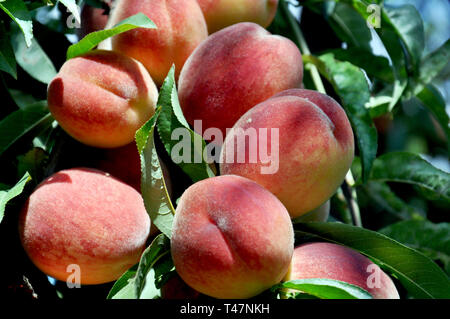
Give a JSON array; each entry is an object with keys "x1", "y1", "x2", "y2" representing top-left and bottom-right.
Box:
[
  {"x1": 178, "y1": 22, "x2": 303, "y2": 141},
  {"x1": 294, "y1": 200, "x2": 330, "y2": 223},
  {"x1": 107, "y1": 0, "x2": 208, "y2": 85},
  {"x1": 94, "y1": 142, "x2": 173, "y2": 199},
  {"x1": 284, "y1": 243, "x2": 400, "y2": 299},
  {"x1": 220, "y1": 89, "x2": 354, "y2": 218},
  {"x1": 47, "y1": 50, "x2": 158, "y2": 148},
  {"x1": 161, "y1": 273, "x2": 201, "y2": 299},
  {"x1": 171, "y1": 175, "x2": 294, "y2": 299},
  {"x1": 197, "y1": 0, "x2": 279, "y2": 33},
  {"x1": 18, "y1": 168, "x2": 150, "y2": 285},
  {"x1": 93, "y1": 142, "x2": 172, "y2": 236}
]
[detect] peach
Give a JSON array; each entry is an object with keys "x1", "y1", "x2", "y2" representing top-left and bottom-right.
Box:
[
  {"x1": 107, "y1": 0, "x2": 208, "y2": 85},
  {"x1": 171, "y1": 175, "x2": 294, "y2": 299},
  {"x1": 94, "y1": 142, "x2": 172, "y2": 236},
  {"x1": 77, "y1": 0, "x2": 112, "y2": 39},
  {"x1": 18, "y1": 168, "x2": 150, "y2": 285},
  {"x1": 47, "y1": 50, "x2": 158, "y2": 148},
  {"x1": 178, "y1": 22, "x2": 303, "y2": 140},
  {"x1": 161, "y1": 273, "x2": 201, "y2": 299},
  {"x1": 95, "y1": 142, "x2": 173, "y2": 198},
  {"x1": 294, "y1": 201, "x2": 330, "y2": 223},
  {"x1": 220, "y1": 89, "x2": 354, "y2": 218},
  {"x1": 284, "y1": 243, "x2": 400, "y2": 299},
  {"x1": 197, "y1": 0, "x2": 279, "y2": 33}
]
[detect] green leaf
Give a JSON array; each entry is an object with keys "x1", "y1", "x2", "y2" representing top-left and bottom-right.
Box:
[
  {"x1": 304, "y1": 53, "x2": 377, "y2": 182},
  {"x1": 294, "y1": 222, "x2": 450, "y2": 299},
  {"x1": 365, "y1": 84, "x2": 403, "y2": 118},
  {"x1": 10, "y1": 23, "x2": 57, "y2": 84},
  {"x1": 136, "y1": 70, "x2": 181, "y2": 239},
  {"x1": 156, "y1": 66, "x2": 215, "y2": 183},
  {"x1": 283, "y1": 291, "x2": 319, "y2": 299},
  {"x1": 0, "y1": 0, "x2": 33, "y2": 47},
  {"x1": 379, "y1": 220, "x2": 450, "y2": 276},
  {"x1": 353, "y1": 152, "x2": 450, "y2": 202},
  {"x1": 415, "y1": 85, "x2": 450, "y2": 152},
  {"x1": 8, "y1": 88, "x2": 37, "y2": 109},
  {"x1": 328, "y1": 1, "x2": 410, "y2": 108},
  {"x1": 16, "y1": 147, "x2": 48, "y2": 182},
  {"x1": 0, "y1": 101, "x2": 53, "y2": 156},
  {"x1": 358, "y1": 181, "x2": 425, "y2": 221},
  {"x1": 25, "y1": 0, "x2": 52, "y2": 11},
  {"x1": 418, "y1": 39, "x2": 450, "y2": 87},
  {"x1": 31, "y1": 120, "x2": 58, "y2": 153},
  {"x1": 153, "y1": 257, "x2": 175, "y2": 289},
  {"x1": 107, "y1": 234, "x2": 170, "y2": 299},
  {"x1": 66, "y1": 13, "x2": 156, "y2": 60},
  {"x1": 375, "y1": 27, "x2": 408, "y2": 108},
  {"x1": 133, "y1": 234, "x2": 170, "y2": 299},
  {"x1": 327, "y1": 47, "x2": 393, "y2": 83},
  {"x1": 383, "y1": 5, "x2": 425, "y2": 72},
  {"x1": 274, "y1": 278, "x2": 373, "y2": 299},
  {"x1": 0, "y1": 22, "x2": 17, "y2": 78},
  {"x1": 107, "y1": 265, "x2": 138, "y2": 299},
  {"x1": 330, "y1": 192, "x2": 353, "y2": 225},
  {"x1": 327, "y1": 2, "x2": 373, "y2": 52},
  {"x1": 138, "y1": 268, "x2": 160, "y2": 299},
  {"x1": 316, "y1": 2, "x2": 403, "y2": 90},
  {"x1": 135, "y1": 110, "x2": 175, "y2": 239},
  {"x1": 0, "y1": 172, "x2": 31, "y2": 223}
]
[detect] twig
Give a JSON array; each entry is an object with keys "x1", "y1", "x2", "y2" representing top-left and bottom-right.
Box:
[{"x1": 281, "y1": 0, "x2": 326, "y2": 94}]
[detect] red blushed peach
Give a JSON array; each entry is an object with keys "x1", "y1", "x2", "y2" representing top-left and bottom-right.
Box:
[
  {"x1": 94, "y1": 142, "x2": 172, "y2": 199},
  {"x1": 178, "y1": 22, "x2": 303, "y2": 141},
  {"x1": 18, "y1": 168, "x2": 150, "y2": 285},
  {"x1": 197, "y1": 0, "x2": 279, "y2": 33},
  {"x1": 47, "y1": 50, "x2": 158, "y2": 148},
  {"x1": 77, "y1": 0, "x2": 112, "y2": 39},
  {"x1": 294, "y1": 201, "x2": 330, "y2": 223},
  {"x1": 284, "y1": 243, "x2": 400, "y2": 299},
  {"x1": 107, "y1": 0, "x2": 208, "y2": 85},
  {"x1": 171, "y1": 175, "x2": 294, "y2": 299},
  {"x1": 220, "y1": 89, "x2": 354, "y2": 218},
  {"x1": 161, "y1": 273, "x2": 201, "y2": 299},
  {"x1": 94, "y1": 142, "x2": 172, "y2": 236}
]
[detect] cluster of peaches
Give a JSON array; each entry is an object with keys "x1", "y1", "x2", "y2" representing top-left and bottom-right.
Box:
[{"x1": 18, "y1": 0, "x2": 399, "y2": 299}]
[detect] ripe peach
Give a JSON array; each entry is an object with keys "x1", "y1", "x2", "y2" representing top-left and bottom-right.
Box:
[
  {"x1": 95, "y1": 142, "x2": 173, "y2": 198},
  {"x1": 220, "y1": 89, "x2": 354, "y2": 218},
  {"x1": 178, "y1": 22, "x2": 303, "y2": 140},
  {"x1": 18, "y1": 168, "x2": 150, "y2": 285},
  {"x1": 294, "y1": 201, "x2": 330, "y2": 223},
  {"x1": 284, "y1": 243, "x2": 400, "y2": 299},
  {"x1": 94, "y1": 142, "x2": 172, "y2": 236},
  {"x1": 107, "y1": 0, "x2": 208, "y2": 85},
  {"x1": 171, "y1": 175, "x2": 294, "y2": 299},
  {"x1": 161, "y1": 273, "x2": 201, "y2": 299},
  {"x1": 77, "y1": 0, "x2": 112, "y2": 39},
  {"x1": 47, "y1": 50, "x2": 158, "y2": 148},
  {"x1": 197, "y1": 0, "x2": 279, "y2": 33}
]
